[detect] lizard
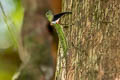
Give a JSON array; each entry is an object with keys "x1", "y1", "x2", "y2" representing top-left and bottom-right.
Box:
[{"x1": 45, "y1": 10, "x2": 72, "y2": 57}]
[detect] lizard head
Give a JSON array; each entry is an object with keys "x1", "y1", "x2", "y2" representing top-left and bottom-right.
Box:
[{"x1": 45, "y1": 10, "x2": 54, "y2": 22}]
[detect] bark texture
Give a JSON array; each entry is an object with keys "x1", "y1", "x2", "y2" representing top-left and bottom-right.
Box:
[
  {"x1": 55, "y1": 0, "x2": 120, "y2": 80},
  {"x1": 51, "y1": 0, "x2": 61, "y2": 13}
]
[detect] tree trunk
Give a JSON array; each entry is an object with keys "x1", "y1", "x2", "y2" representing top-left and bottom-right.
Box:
[
  {"x1": 55, "y1": 0, "x2": 120, "y2": 80},
  {"x1": 13, "y1": 0, "x2": 56, "y2": 80}
]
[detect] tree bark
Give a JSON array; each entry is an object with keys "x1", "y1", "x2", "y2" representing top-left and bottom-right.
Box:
[
  {"x1": 55, "y1": 0, "x2": 120, "y2": 80},
  {"x1": 50, "y1": 0, "x2": 61, "y2": 13}
]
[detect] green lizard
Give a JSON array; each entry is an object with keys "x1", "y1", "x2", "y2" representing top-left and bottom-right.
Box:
[{"x1": 46, "y1": 10, "x2": 72, "y2": 57}]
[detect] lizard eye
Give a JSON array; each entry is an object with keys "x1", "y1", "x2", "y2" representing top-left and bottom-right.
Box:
[
  {"x1": 46, "y1": 10, "x2": 53, "y2": 15},
  {"x1": 46, "y1": 12, "x2": 49, "y2": 16}
]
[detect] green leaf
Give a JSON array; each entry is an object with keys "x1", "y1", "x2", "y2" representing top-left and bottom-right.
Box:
[{"x1": 0, "y1": 0, "x2": 23, "y2": 49}]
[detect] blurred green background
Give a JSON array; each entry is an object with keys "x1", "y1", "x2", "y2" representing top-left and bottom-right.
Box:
[{"x1": 0, "y1": 0, "x2": 23, "y2": 80}]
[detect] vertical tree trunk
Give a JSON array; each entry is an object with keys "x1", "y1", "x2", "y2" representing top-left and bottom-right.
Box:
[
  {"x1": 14, "y1": 0, "x2": 55, "y2": 80},
  {"x1": 55, "y1": 0, "x2": 120, "y2": 80},
  {"x1": 51, "y1": 0, "x2": 61, "y2": 13}
]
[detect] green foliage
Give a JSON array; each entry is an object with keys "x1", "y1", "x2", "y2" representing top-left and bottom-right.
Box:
[
  {"x1": 0, "y1": 0, "x2": 23, "y2": 49},
  {"x1": 0, "y1": 0, "x2": 23, "y2": 80}
]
